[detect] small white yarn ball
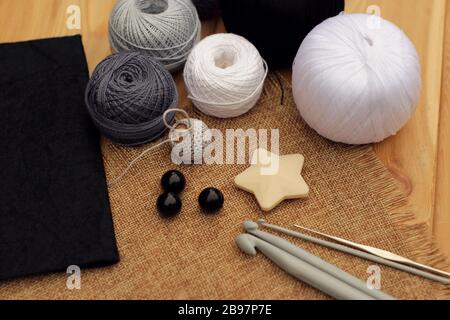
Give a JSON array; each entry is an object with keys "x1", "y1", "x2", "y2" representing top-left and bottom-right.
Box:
[
  {"x1": 109, "y1": 0, "x2": 201, "y2": 71},
  {"x1": 169, "y1": 118, "x2": 212, "y2": 164},
  {"x1": 292, "y1": 13, "x2": 421, "y2": 144},
  {"x1": 184, "y1": 33, "x2": 268, "y2": 119}
]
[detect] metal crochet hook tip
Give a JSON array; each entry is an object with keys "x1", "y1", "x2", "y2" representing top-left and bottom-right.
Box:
[
  {"x1": 258, "y1": 220, "x2": 450, "y2": 284},
  {"x1": 294, "y1": 224, "x2": 450, "y2": 279}
]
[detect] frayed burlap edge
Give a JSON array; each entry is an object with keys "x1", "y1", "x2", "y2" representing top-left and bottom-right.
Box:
[
  {"x1": 278, "y1": 71, "x2": 450, "y2": 299},
  {"x1": 350, "y1": 145, "x2": 450, "y2": 299}
]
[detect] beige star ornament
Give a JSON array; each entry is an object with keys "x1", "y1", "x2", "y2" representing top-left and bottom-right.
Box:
[{"x1": 234, "y1": 149, "x2": 310, "y2": 211}]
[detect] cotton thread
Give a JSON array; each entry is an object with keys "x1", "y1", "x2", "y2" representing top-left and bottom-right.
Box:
[
  {"x1": 85, "y1": 51, "x2": 178, "y2": 146},
  {"x1": 184, "y1": 33, "x2": 268, "y2": 119},
  {"x1": 292, "y1": 14, "x2": 421, "y2": 144},
  {"x1": 109, "y1": 0, "x2": 201, "y2": 71},
  {"x1": 169, "y1": 118, "x2": 212, "y2": 164},
  {"x1": 109, "y1": 109, "x2": 211, "y2": 186}
]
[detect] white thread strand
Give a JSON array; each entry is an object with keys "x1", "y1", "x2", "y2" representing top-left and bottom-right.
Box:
[
  {"x1": 184, "y1": 33, "x2": 268, "y2": 118},
  {"x1": 292, "y1": 13, "x2": 421, "y2": 145},
  {"x1": 108, "y1": 138, "x2": 173, "y2": 187},
  {"x1": 109, "y1": 0, "x2": 201, "y2": 71}
]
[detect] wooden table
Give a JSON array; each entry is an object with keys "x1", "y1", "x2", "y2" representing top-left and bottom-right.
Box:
[{"x1": 1, "y1": 0, "x2": 449, "y2": 269}]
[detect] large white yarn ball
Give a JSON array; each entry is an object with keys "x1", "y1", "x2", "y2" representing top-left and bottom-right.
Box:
[
  {"x1": 292, "y1": 14, "x2": 421, "y2": 144},
  {"x1": 184, "y1": 33, "x2": 268, "y2": 119},
  {"x1": 109, "y1": 0, "x2": 201, "y2": 71}
]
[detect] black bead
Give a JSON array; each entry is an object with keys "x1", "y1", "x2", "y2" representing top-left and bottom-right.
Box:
[
  {"x1": 157, "y1": 192, "x2": 182, "y2": 218},
  {"x1": 161, "y1": 170, "x2": 186, "y2": 194},
  {"x1": 198, "y1": 188, "x2": 224, "y2": 214}
]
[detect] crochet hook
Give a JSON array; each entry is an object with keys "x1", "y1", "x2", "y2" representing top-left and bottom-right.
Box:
[
  {"x1": 236, "y1": 233, "x2": 375, "y2": 300},
  {"x1": 294, "y1": 224, "x2": 450, "y2": 279},
  {"x1": 257, "y1": 220, "x2": 450, "y2": 284},
  {"x1": 243, "y1": 221, "x2": 395, "y2": 300}
]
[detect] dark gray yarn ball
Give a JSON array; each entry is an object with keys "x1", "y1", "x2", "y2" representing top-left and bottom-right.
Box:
[
  {"x1": 192, "y1": 0, "x2": 220, "y2": 20},
  {"x1": 85, "y1": 51, "x2": 178, "y2": 146}
]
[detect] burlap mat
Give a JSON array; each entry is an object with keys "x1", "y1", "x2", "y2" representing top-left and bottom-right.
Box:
[{"x1": 1, "y1": 74, "x2": 449, "y2": 300}]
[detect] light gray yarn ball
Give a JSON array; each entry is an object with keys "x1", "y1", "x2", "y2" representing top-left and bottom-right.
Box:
[{"x1": 109, "y1": 0, "x2": 201, "y2": 72}]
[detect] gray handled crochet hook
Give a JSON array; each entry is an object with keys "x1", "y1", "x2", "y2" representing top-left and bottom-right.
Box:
[
  {"x1": 294, "y1": 224, "x2": 450, "y2": 279},
  {"x1": 258, "y1": 220, "x2": 450, "y2": 285},
  {"x1": 243, "y1": 221, "x2": 395, "y2": 300},
  {"x1": 236, "y1": 233, "x2": 375, "y2": 300}
]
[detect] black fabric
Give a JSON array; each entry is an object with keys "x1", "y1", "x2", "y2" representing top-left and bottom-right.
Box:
[
  {"x1": 0, "y1": 36, "x2": 119, "y2": 281},
  {"x1": 220, "y1": 0, "x2": 345, "y2": 68}
]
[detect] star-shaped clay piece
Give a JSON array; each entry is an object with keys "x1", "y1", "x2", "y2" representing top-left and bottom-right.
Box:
[{"x1": 234, "y1": 148, "x2": 309, "y2": 211}]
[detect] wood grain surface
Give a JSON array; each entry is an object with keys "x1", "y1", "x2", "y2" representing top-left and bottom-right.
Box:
[{"x1": 0, "y1": 0, "x2": 449, "y2": 268}]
